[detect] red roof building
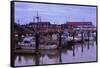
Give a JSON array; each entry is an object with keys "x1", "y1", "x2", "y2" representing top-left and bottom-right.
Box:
[
  {"x1": 63, "y1": 22, "x2": 96, "y2": 32},
  {"x1": 65, "y1": 22, "x2": 93, "y2": 27}
]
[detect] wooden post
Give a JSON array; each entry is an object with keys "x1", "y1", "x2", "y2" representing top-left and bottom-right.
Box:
[
  {"x1": 72, "y1": 45, "x2": 75, "y2": 56},
  {"x1": 88, "y1": 31, "x2": 90, "y2": 41},
  {"x1": 18, "y1": 32, "x2": 22, "y2": 42},
  {"x1": 18, "y1": 55, "x2": 22, "y2": 62},
  {"x1": 87, "y1": 39, "x2": 90, "y2": 50},
  {"x1": 35, "y1": 54, "x2": 40, "y2": 66},
  {"x1": 93, "y1": 32, "x2": 95, "y2": 41},
  {"x1": 81, "y1": 43, "x2": 84, "y2": 53},
  {"x1": 35, "y1": 33, "x2": 39, "y2": 53},
  {"x1": 81, "y1": 32, "x2": 83, "y2": 42},
  {"x1": 57, "y1": 47, "x2": 62, "y2": 63},
  {"x1": 58, "y1": 33, "x2": 62, "y2": 48},
  {"x1": 73, "y1": 32, "x2": 75, "y2": 43}
]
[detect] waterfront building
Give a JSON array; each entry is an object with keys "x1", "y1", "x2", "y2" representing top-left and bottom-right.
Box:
[{"x1": 64, "y1": 22, "x2": 96, "y2": 31}]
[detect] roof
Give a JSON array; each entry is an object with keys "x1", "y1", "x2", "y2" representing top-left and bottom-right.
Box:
[
  {"x1": 14, "y1": 23, "x2": 34, "y2": 33},
  {"x1": 65, "y1": 22, "x2": 93, "y2": 26},
  {"x1": 29, "y1": 22, "x2": 51, "y2": 25}
]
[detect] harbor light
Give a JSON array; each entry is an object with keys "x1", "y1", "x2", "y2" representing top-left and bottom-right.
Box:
[
  {"x1": 21, "y1": 35, "x2": 24, "y2": 38},
  {"x1": 15, "y1": 34, "x2": 18, "y2": 37}
]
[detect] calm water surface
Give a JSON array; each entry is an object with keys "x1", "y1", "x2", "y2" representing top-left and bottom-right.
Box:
[{"x1": 15, "y1": 41, "x2": 97, "y2": 66}]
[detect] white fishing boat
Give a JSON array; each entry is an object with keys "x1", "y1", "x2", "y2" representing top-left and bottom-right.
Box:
[
  {"x1": 18, "y1": 36, "x2": 36, "y2": 48},
  {"x1": 18, "y1": 36, "x2": 57, "y2": 49},
  {"x1": 61, "y1": 35, "x2": 73, "y2": 41},
  {"x1": 74, "y1": 37, "x2": 81, "y2": 42}
]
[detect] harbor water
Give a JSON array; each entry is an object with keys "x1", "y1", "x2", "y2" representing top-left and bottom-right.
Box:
[{"x1": 15, "y1": 40, "x2": 97, "y2": 66}]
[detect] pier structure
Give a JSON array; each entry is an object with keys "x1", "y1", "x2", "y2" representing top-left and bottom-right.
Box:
[
  {"x1": 14, "y1": 22, "x2": 96, "y2": 50},
  {"x1": 14, "y1": 12, "x2": 96, "y2": 51}
]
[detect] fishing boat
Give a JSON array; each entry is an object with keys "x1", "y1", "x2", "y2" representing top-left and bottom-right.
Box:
[{"x1": 18, "y1": 36, "x2": 57, "y2": 50}]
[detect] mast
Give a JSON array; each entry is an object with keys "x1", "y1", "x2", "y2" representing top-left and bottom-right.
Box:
[{"x1": 36, "y1": 11, "x2": 40, "y2": 22}]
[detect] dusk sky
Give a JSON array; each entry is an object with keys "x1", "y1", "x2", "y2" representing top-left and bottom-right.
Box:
[{"x1": 15, "y1": 2, "x2": 97, "y2": 26}]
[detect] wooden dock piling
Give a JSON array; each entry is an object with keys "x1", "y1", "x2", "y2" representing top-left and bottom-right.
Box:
[
  {"x1": 73, "y1": 32, "x2": 75, "y2": 43},
  {"x1": 58, "y1": 33, "x2": 62, "y2": 49},
  {"x1": 88, "y1": 31, "x2": 90, "y2": 41},
  {"x1": 35, "y1": 33, "x2": 40, "y2": 54},
  {"x1": 72, "y1": 45, "x2": 75, "y2": 56},
  {"x1": 81, "y1": 32, "x2": 84, "y2": 42}
]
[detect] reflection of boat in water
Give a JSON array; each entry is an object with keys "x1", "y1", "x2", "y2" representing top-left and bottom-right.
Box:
[{"x1": 39, "y1": 44, "x2": 57, "y2": 49}]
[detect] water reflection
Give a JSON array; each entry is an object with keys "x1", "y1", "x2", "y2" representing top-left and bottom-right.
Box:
[{"x1": 15, "y1": 41, "x2": 96, "y2": 66}]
